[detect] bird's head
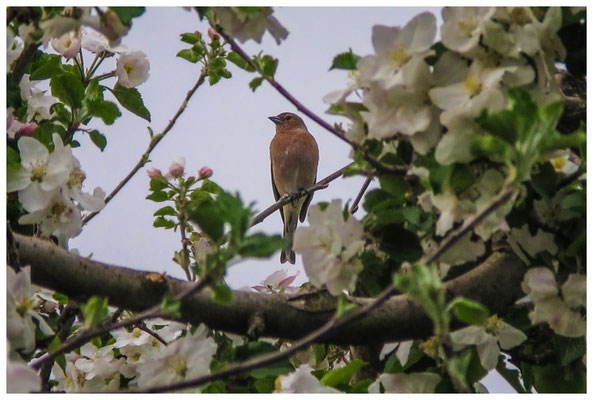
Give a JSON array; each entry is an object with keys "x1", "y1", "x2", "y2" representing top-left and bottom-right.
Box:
[{"x1": 268, "y1": 112, "x2": 307, "y2": 132}]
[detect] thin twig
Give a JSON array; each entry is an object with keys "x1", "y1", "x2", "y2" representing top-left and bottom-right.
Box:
[
  {"x1": 425, "y1": 186, "x2": 516, "y2": 265},
  {"x1": 82, "y1": 70, "x2": 208, "y2": 226},
  {"x1": 250, "y1": 162, "x2": 353, "y2": 227},
  {"x1": 350, "y1": 176, "x2": 373, "y2": 214},
  {"x1": 31, "y1": 274, "x2": 212, "y2": 370},
  {"x1": 138, "y1": 322, "x2": 169, "y2": 346}
]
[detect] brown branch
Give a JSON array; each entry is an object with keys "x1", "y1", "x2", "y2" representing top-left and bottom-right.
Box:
[
  {"x1": 82, "y1": 70, "x2": 208, "y2": 226},
  {"x1": 350, "y1": 176, "x2": 373, "y2": 214},
  {"x1": 250, "y1": 162, "x2": 353, "y2": 227},
  {"x1": 30, "y1": 268, "x2": 212, "y2": 371},
  {"x1": 17, "y1": 233, "x2": 526, "y2": 347}
]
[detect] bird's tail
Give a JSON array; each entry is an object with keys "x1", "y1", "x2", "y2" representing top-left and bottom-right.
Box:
[{"x1": 281, "y1": 207, "x2": 298, "y2": 264}]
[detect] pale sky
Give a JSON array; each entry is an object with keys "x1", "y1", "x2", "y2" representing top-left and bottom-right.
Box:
[{"x1": 13, "y1": 5, "x2": 514, "y2": 392}]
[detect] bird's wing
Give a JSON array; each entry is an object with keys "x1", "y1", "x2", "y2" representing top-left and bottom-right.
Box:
[
  {"x1": 271, "y1": 162, "x2": 285, "y2": 224},
  {"x1": 299, "y1": 170, "x2": 317, "y2": 223}
]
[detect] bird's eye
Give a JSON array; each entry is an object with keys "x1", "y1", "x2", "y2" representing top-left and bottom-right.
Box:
[{"x1": 285, "y1": 115, "x2": 292, "y2": 120}]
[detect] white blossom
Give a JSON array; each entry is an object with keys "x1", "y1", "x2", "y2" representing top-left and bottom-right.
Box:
[
  {"x1": 521, "y1": 268, "x2": 586, "y2": 337},
  {"x1": 275, "y1": 364, "x2": 339, "y2": 393},
  {"x1": 441, "y1": 7, "x2": 496, "y2": 54},
  {"x1": 7, "y1": 29, "x2": 24, "y2": 67},
  {"x1": 450, "y1": 315, "x2": 526, "y2": 370},
  {"x1": 7, "y1": 266, "x2": 54, "y2": 354},
  {"x1": 213, "y1": 7, "x2": 288, "y2": 44},
  {"x1": 293, "y1": 199, "x2": 364, "y2": 295},
  {"x1": 19, "y1": 74, "x2": 58, "y2": 122},
  {"x1": 51, "y1": 30, "x2": 82, "y2": 59},
  {"x1": 252, "y1": 269, "x2": 300, "y2": 294},
  {"x1": 369, "y1": 372, "x2": 441, "y2": 393},
  {"x1": 116, "y1": 51, "x2": 150, "y2": 88},
  {"x1": 135, "y1": 325, "x2": 216, "y2": 390}
]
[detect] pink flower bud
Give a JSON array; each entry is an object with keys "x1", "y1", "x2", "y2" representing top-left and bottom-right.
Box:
[
  {"x1": 147, "y1": 167, "x2": 162, "y2": 179},
  {"x1": 167, "y1": 157, "x2": 186, "y2": 179},
  {"x1": 208, "y1": 27, "x2": 220, "y2": 41},
  {"x1": 194, "y1": 30, "x2": 202, "y2": 38},
  {"x1": 199, "y1": 166, "x2": 213, "y2": 179},
  {"x1": 15, "y1": 122, "x2": 38, "y2": 139}
]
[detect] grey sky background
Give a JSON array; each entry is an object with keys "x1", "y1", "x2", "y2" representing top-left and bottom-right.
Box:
[{"x1": 60, "y1": 6, "x2": 512, "y2": 392}]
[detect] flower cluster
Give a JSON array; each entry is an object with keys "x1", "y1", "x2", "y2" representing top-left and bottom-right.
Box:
[
  {"x1": 521, "y1": 267, "x2": 586, "y2": 337},
  {"x1": 293, "y1": 199, "x2": 365, "y2": 295},
  {"x1": 50, "y1": 321, "x2": 217, "y2": 392},
  {"x1": 8, "y1": 134, "x2": 105, "y2": 246},
  {"x1": 324, "y1": 7, "x2": 570, "y2": 241}
]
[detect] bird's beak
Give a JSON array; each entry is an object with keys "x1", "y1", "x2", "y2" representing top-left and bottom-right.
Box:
[{"x1": 268, "y1": 116, "x2": 282, "y2": 125}]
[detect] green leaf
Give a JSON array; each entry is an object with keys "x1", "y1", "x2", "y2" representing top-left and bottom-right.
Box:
[
  {"x1": 211, "y1": 282, "x2": 233, "y2": 305},
  {"x1": 50, "y1": 73, "x2": 85, "y2": 109},
  {"x1": 7, "y1": 147, "x2": 20, "y2": 169},
  {"x1": 111, "y1": 84, "x2": 151, "y2": 121},
  {"x1": 202, "y1": 380, "x2": 226, "y2": 393},
  {"x1": 85, "y1": 78, "x2": 104, "y2": 101},
  {"x1": 532, "y1": 363, "x2": 586, "y2": 393},
  {"x1": 150, "y1": 176, "x2": 169, "y2": 191},
  {"x1": 146, "y1": 191, "x2": 169, "y2": 202},
  {"x1": 47, "y1": 335, "x2": 66, "y2": 372},
  {"x1": 349, "y1": 378, "x2": 372, "y2": 393},
  {"x1": 177, "y1": 48, "x2": 203, "y2": 63},
  {"x1": 81, "y1": 296, "x2": 109, "y2": 329},
  {"x1": 254, "y1": 376, "x2": 275, "y2": 393},
  {"x1": 379, "y1": 175, "x2": 408, "y2": 204},
  {"x1": 52, "y1": 292, "x2": 69, "y2": 305},
  {"x1": 29, "y1": 53, "x2": 63, "y2": 80},
  {"x1": 336, "y1": 293, "x2": 358, "y2": 318},
  {"x1": 239, "y1": 233, "x2": 285, "y2": 258},
  {"x1": 188, "y1": 197, "x2": 224, "y2": 242},
  {"x1": 312, "y1": 344, "x2": 327, "y2": 366},
  {"x1": 161, "y1": 296, "x2": 181, "y2": 318},
  {"x1": 378, "y1": 224, "x2": 423, "y2": 263},
  {"x1": 89, "y1": 130, "x2": 107, "y2": 151},
  {"x1": 153, "y1": 216, "x2": 176, "y2": 229},
  {"x1": 180, "y1": 32, "x2": 202, "y2": 44},
  {"x1": 330, "y1": 50, "x2": 360, "y2": 70},
  {"x1": 553, "y1": 336, "x2": 586, "y2": 367},
  {"x1": 227, "y1": 51, "x2": 255, "y2": 72},
  {"x1": 201, "y1": 179, "x2": 223, "y2": 194},
  {"x1": 87, "y1": 100, "x2": 121, "y2": 125},
  {"x1": 108, "y1": 7, "x2": 145, "y2": 25},
  {"x1": 530, "y1": 162, "x2": 558, "y2": 198},
  {"x1": 448, "y1": 297, "x2": 490, "y2": 326},
  {"x1": 320, "y1": 359, "x2": 367, "y2": 388},
  {"x1": 234, "y1": 341, "x2": 294, "y2": 378},
  {"x1": 260, "y1": 55, "x2": 278, "y2": 79},
  {"x1": 153, "y1": 206, "x2": 176, "y2": 217},
  {"x1": 51, "y1": 103, "x2": 72, "y2": 125},
  {"x1": 209, "y1": 71, "x2": 221, "y2": 85},
  {"x1": 249, "y1": 77, "x2": 264, "y2": 91}
]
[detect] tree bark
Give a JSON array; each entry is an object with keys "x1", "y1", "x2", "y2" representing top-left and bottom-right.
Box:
[{"x1": 15, "y1": 233, "x2": 527, "y2": 345}]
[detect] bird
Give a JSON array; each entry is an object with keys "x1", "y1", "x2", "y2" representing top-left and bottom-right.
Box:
[{"x1": 269, "y1": 112, "x2": 319, "y2": 264}]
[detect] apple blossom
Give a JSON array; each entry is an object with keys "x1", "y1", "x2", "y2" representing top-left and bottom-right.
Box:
[
  {"x1": 7, "y1": 357, "x2": 40, "y2": 393},
  {"x1": 441, "y1": 7, "x2": 496, "y2": 54},
  {"x1": 7, "y1": 266, "x2": 54, "y2": 354},
  {"x1": 508, "y1": 224, "x2": 558, "y2": 264},
  {"x1": 191, "y1": 235, "x2": 215, "y2": 266},
  {"x1": 198, "y1": 166, "x2": 213, "y2": 179},
  {"x1": 116, "y1": 51, "x2": 150, "y2": 88},
  {"x1": 357, "y1": 12, "x2": 437, "y2": 90},
  {"x1": 146, "y1": 167, "x2": 162, "y2": 179},
  {"x1": 7, "y1": 29, "x2": 24, "y2": 67},
  {"x1": 213, "y1": 7, "x2": 288, "y2": 45},
  {"x1": 166, "y1": 157, "x2": 186, "y2": 179},
  {"x1": 8, "y1": 134, "x2": 73, "y2": 213},
  {"x1": 275, "y1": 364, "x2": 339, "y2": 393},
  {"x1": 252, "y1": 269, "x2": 300, "y2": 294},
  {"x1": 136, "y1": 325, "x2": 217, "y2": 390},
  {"x1": 521, "y1": 268, "x2": 586, "y2": 337},
  {"x1": 369, "y1": 372, "x2": 441, "y2": 393},
  {"x1": 51, "y1": 30, "x2": 82, "y2": 59},
  {"x1": 450, "y1": 315, "x2": 527, "y2": 370},
  {"x1": 293, "y1": 199, "x2": 364, "y2": 295},
  {"x1": 19, "y1": 74, "x2": 58, "y2": 122}
]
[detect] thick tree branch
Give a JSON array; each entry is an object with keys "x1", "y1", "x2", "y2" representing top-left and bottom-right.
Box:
[
  {"x1": 82, "y1": 70, "x2": 208, "y2": 226},
  {"x1": 16, "y1": 233, "x2": 526, "y2": 346}
]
